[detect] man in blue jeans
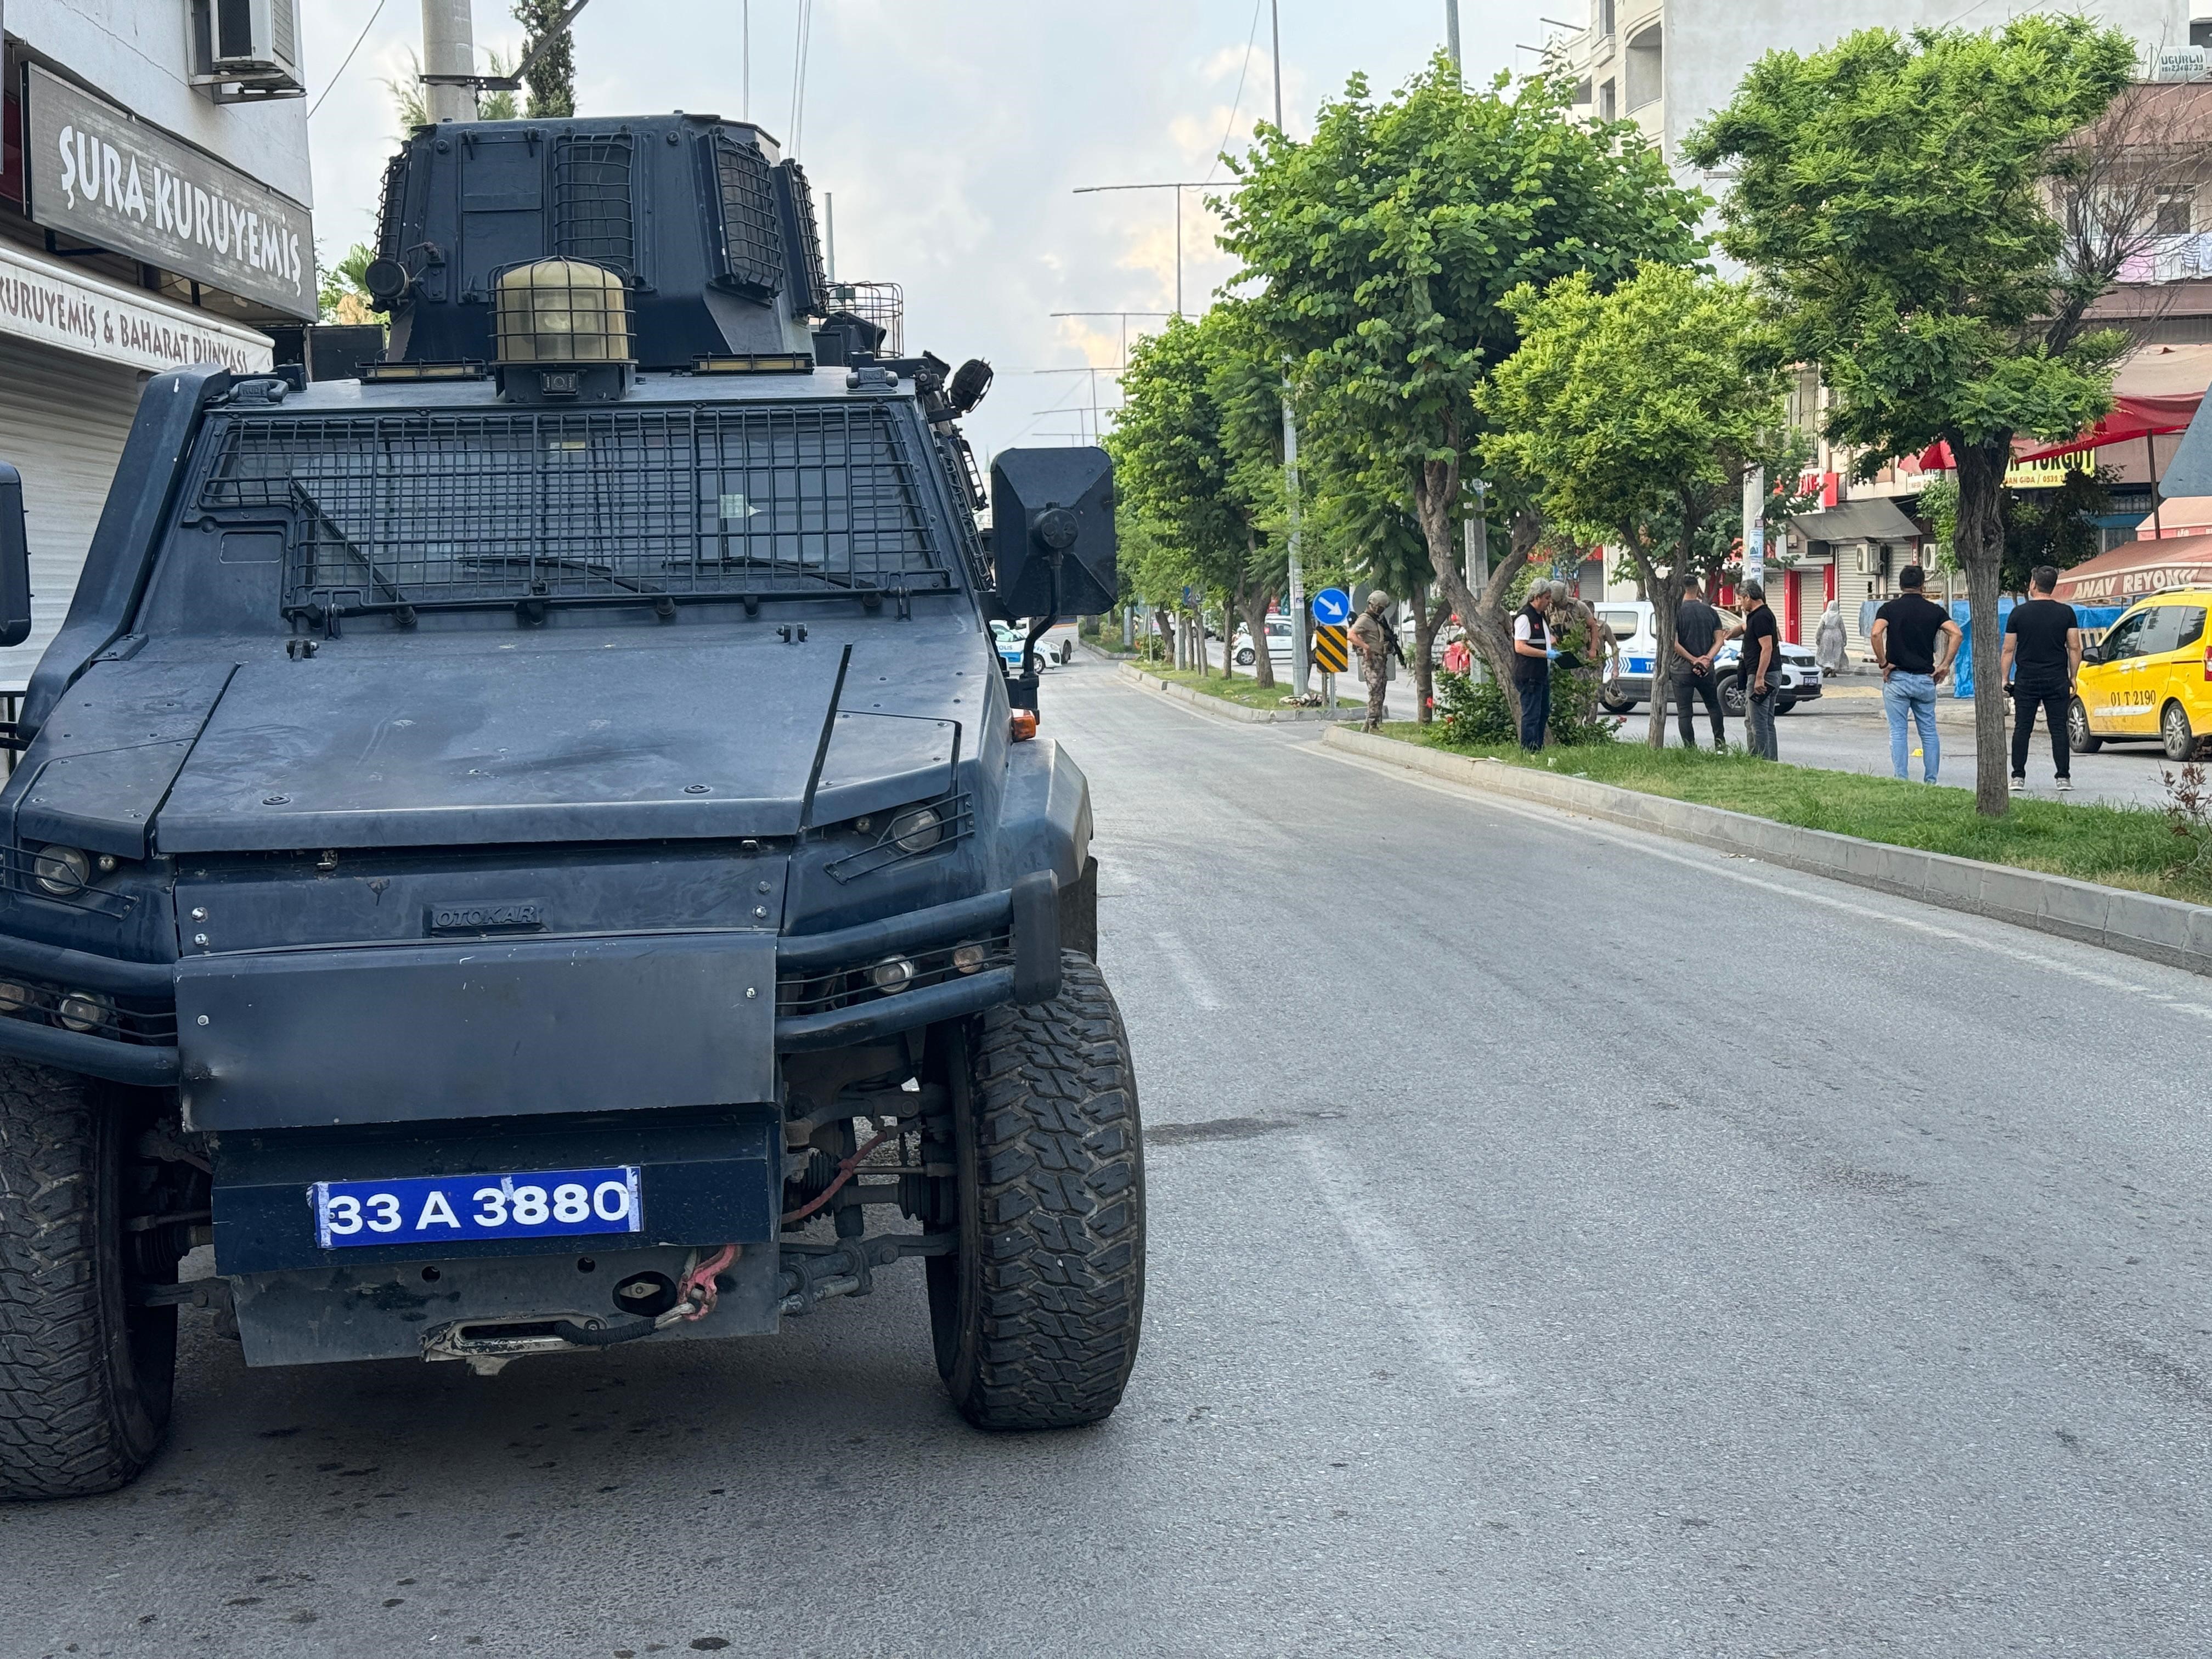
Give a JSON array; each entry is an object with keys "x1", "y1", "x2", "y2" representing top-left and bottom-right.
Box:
[{"x1": 1871, "y1": 565, "x2": 1962, "y2": 782}]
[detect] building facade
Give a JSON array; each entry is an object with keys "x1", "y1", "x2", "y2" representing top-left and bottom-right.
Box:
[{"x1": 0, "y1": 1, "x2": 314, "y2": 677}]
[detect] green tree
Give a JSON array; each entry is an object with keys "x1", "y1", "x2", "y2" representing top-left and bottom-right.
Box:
[
  {"x1": 317, "y1": 241, "x2": 381, "y2": 323},
  {"x1": 514, "y1": 0, "x2": 578, "y2": 119},
  {"x1": 1220, "y1": 59, "x2": 1705, "y2": 696},
  {"x1": 1111, "y1": 306, "x2": 1289, "y2": 686},
  {"x1": 1484, "y1": 264, "x2": 1789, "y2": 748},
  {"x1": 1685, "y1": 18, "x2": 2136, "y2": 814}
]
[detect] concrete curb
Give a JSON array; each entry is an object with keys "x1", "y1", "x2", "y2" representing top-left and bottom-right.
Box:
[
  {"x1": 1115, "y1": 661, "x2": 1358, "y2": 725},
  {"x1": 1319, "y1": 725, "x2": 2212, "y2": 980}
]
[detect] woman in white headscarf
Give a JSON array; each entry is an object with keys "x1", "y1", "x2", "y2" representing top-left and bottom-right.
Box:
[{"x1": 1815, "y1": 599, "x2": 1848, "y2": 675}]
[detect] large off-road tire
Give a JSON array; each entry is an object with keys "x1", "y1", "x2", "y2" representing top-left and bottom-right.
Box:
[
  {"x1": 0, "y1": 1064, "x2": 177, "y2": 1499},
  {"x1": 927, "y1": 952, "x2": 1143, "y2": 1430}
]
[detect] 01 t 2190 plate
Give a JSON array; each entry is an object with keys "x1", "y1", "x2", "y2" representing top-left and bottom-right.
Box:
[{"x1": 311, "y1": 1166, "x2": 642, "y2": 1249}]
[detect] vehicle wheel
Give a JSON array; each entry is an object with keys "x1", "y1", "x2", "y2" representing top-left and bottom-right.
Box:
[
  {"x1": 0, "y1": 1064, "x2": 180, "y2": 1499},
  {"x1": 927, "y1": 952, "x2": 1143, "y2": 1431},
  {"x1": 1234, "y1": 648, "x2": 1254, "y2": 666},
  {"x1": 1776, "y1": 696, "x2": 1798, "y2": 715},
  {"x1": 2162, "y1": 701, "x2": 2200, "y2": 763},
  {"x1": 1060, "y1": 642, "x2": 1074, "y2": 665},
  {"x1": 2069, "y1": 698, "x2": 2103, "y2": 754},
  {"x1": 1719, "y1": 680, "x2": 1747, "y2": 718}
]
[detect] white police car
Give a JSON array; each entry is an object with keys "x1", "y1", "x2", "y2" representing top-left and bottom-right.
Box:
[{"x1": 1596, "y1": 600, "x2": 1821, "y2": 715}]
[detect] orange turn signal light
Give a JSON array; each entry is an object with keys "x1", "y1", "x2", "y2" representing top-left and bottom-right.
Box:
[{"x1": 1009, "y1": 710, "x2": 1039, "y2": 742}]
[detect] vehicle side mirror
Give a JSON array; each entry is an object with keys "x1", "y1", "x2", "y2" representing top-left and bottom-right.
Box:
[
  {"x1": 2083, "y1": 642, "x2": 2105, "y2": 665},
  {"x1": 989, "y1": 447, "x2": 1115, "y2": 620},
  {"x1": 0, "y1": 464, "x2": 31, "y2": 648}
]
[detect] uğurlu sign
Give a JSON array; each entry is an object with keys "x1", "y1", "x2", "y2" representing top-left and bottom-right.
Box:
[{"x1": 24, "y1": 65, "x2": 314, "y2": 320}]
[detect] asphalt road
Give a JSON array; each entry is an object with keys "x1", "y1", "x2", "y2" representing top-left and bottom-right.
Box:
[{"x1": 10, "y1": 654, "x2": 2212, "y2": 1657}]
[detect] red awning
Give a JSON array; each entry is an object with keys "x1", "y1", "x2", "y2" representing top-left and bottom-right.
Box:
[
  {"x1": 1916, "y1": 344, "x2": 2212, "y2": 471},
  {"x1": 2049, "y1": 537, "x2": 2212, "y2": 604}
]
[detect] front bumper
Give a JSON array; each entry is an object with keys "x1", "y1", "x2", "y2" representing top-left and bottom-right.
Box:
[{"x1": 0, "y1": 872, "x2": 1060, "y2": 1097}]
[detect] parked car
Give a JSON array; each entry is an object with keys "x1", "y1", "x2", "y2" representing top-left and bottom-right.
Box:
[
  {"x1": 1595, "y1": 599, "x2": 1822, "y2": 715},
  {"x1": 1232, "y1": 616, "x2": 1295, "y2": 665},
  {"x1": 991, "y1": 620, "x2": 1057, "y2": 672},
  {"x1": 2069, "y1": 587, "x2": 2212, "y2": 760}
]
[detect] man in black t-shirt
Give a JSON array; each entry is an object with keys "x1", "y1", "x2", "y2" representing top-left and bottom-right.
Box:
[
  {"x1": 2002, "y1": 565, "x2": 2083, "y2": 793},
  {"x1": 1670, "y1": 579, "x2": 1727, "y2": 749},
  {"x1": 1872, "y1": 566, "x2": 1962, "y2": 782},
  {"x1": 1736, "y1": 581, "x2": 1782, "y2": 759}
]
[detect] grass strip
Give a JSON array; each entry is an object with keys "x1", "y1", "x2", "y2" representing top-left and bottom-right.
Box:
[
  {"x1": 1376, "y1": 723, "x2": 2212, "y2": 907},
  {"x1": 1126, "y1": 663, "x2": 1311, "y2": 712}
]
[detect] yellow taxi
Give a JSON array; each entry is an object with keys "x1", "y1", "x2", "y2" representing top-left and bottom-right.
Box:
[{"x1": 2070, "y1": 587, "x2": 2212, "y2": 761}]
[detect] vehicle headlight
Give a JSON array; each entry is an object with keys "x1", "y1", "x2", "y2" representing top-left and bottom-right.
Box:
[
  {"x1": 889, "y1": 806, "x2": 943, "y2": 854},
  {"x1": 56, "y1": 991, "x2": 111, "y2": 1034},
  {"x1": 0, "y1": 983, "x2": 35, "y2": 1018},
  {"x1": 951, "y1": 943, "x2": 986, "y2": 974},
  {"x1": 31, "y1": 845, "x2": 91, "y2": 896},
  {"x1": 870, "y1": 957, "x2": 917, "y2": 994}
]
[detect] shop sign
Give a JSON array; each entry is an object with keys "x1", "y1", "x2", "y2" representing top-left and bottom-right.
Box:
[
  {"x1": 0, "y1": 239, "x2": 273, "y2": 376},
  {"x1": 2004, "y1": 452, "x2": 2096, "y2": 491},
  {"x1": 24, "y1": 65, "x2": 313, "y2": 319}
]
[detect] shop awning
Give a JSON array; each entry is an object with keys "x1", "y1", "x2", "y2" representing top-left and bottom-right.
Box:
[
  {"x1": 2049, "y1": 538, "x2": 2212, "y2": 603},
  {"x1": 1787, "y1": 496, "x2": 1923, "y2": 544},
  {"x1": 1918, "y1": 343, "x2": 2212, "y2": 471}
]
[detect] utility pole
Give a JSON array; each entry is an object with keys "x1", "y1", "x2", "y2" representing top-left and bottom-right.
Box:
[
  {"x1": 1271, "y1": 6, "x2": 1311, "y2": 696},
  {"x1": 1446, "y1": 0, "x2": 1462, "y2": 81},
  {"x1": 1741, "y1": 465, "x2": 1765, "y2": 590},
  {"x1": 743, "y1": 0, "x2": 751, "y2": 121},
  {"x1": 421, "y1": 0, "x2": 477, "y2": 124},
  {"x1": 1072, "y1": 183, "x2": 1232, "y2": 318}
]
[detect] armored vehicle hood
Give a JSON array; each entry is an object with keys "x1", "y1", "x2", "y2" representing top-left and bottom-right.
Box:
[{"x1": 15, "y1": 635, "x2": 973, "y2": 858}]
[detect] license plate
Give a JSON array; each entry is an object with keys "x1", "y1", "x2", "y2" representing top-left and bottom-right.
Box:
[{"x1": 311, "y1": 1166, "x2": 642, "y2": 1249}]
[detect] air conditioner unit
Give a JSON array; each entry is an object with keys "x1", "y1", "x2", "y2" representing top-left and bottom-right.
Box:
[
  {"x1": 189, "y1": 0, "x2": 306, "y2": 99},
  {"x1": 1854, "y1": 544, "x2": 1886, "y2": 577}
]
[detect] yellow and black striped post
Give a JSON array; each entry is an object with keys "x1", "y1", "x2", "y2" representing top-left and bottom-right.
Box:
[{"x1": 1312, "y1": 623, "x2": 1348, "y2": 674}]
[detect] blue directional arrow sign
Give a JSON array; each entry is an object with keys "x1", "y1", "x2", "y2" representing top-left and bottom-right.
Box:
[{"x1": 1311, "y1": 588, "x2": 1351, "y2": 626}]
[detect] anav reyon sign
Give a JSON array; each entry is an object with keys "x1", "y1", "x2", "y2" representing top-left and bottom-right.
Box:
[{"x1": 24, "y1": 65, "x2": 314, "y2": 320}]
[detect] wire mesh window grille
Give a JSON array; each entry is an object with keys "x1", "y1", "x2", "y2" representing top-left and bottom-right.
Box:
[
  {"x1": 553, "y1": 133, "x2": 637, "y2": 276},
  {"x1": 710, "y1": 136, "x2": 783, "y2": 298},
  {"x1": 773, "y1": 158, "x2": 828, "y2": 315},
  {"x1": 375, "y1": 153, "x2": 408, "y2": 262},
  {"x1": 193, "y1": 405, "x2": 956, "y2": 619}
]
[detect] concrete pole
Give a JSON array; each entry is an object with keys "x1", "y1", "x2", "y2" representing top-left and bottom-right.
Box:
[
  {"x1": 1271, "y1": 10, "x2": 1311, "y2": 698},
  {"x1": 1446, "y1": 0, "x2": 1462, "y2": 81},
  {"x1": 1283, "y1": 371, "x2": 1310, "y2": 697},
  {"x1": 421, "y1": 0, "x2": 477, "y2": 125},
  {"x1": 1742, "y1": 465, "x2": 1766, "y2": 589}
]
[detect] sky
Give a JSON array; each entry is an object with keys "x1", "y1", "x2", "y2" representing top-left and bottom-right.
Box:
[{"x1": 298, "y1": 0, "x2": 1559, "y2": 464}]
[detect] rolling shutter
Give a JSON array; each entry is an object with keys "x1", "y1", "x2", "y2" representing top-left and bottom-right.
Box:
[{"x1": 0, "y1": 337, "x2": 145, "y2": 689}]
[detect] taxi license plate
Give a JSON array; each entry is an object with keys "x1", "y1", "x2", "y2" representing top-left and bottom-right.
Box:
[{"x1": 311, "y1": 1166, "x2": 642, "y2": 1249}]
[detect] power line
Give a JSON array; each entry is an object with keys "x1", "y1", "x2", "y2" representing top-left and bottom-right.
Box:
[
  {"x1": 308, "y1": 0, "x2": 390, "y2": 120},
  {"x1": 1206, "y1": 0, "x2": 1267, "y2": 183}
]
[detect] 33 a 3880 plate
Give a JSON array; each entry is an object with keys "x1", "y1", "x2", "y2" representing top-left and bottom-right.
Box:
[{"x1": 310, "y1": 1166, "x2": 642, "y2": 1249}]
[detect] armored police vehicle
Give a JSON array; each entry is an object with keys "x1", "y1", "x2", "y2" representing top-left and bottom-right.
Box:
[{"x1": 0, "y1": 113, "x2": 1141, "y2": 1499}]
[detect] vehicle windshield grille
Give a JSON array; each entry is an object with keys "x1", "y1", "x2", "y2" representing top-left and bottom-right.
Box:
[{"x1": 194, "y1": 403, "x2": 952, "y2": 617}]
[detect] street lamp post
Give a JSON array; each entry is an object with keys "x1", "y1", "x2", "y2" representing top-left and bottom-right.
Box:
[{"x1": 1271, "y1": 6, "x2": 1312, "y2": 696}]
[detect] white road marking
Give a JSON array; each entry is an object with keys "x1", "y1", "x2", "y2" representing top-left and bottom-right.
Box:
[
  {"x1": 1152, "y1": 931, "x2": 1226, "y2": 1010},
  {"x1": 1296, "y1": 1137, "x2": 1515, "y2": 1398},
  {"x1": 1306, "y1": 741, "x2": 2212, "y2": 1023}
]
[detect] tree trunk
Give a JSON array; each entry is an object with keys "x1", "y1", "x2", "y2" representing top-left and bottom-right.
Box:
[
  {"x1": 1414, "y1": 590, "x2": 1449, "y2": 725},
  {"x1": 1411, "y1": 441, "x2": 1538, "y2": 710},
  {"x1": 1235, "y1": 575, "x2": 1279, "y2": 690},
  {"x1": 1223, "y1": 583, "x2": 1239, "y2": 680},
  {"x1": 1638, "y1": 511, "x2": 1699, "y2": 749},
  {"x1": 1956, "y1": 438, "x2": 2012, "y2": 817}
]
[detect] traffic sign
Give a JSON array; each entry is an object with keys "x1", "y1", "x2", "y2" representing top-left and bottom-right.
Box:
[
  {"x1": 1311, "y1": 588, "x2": 1351, "y2": 626},
  {"x1": 1312, "y1": 623, "x2": 1349, "y2": 674}
]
